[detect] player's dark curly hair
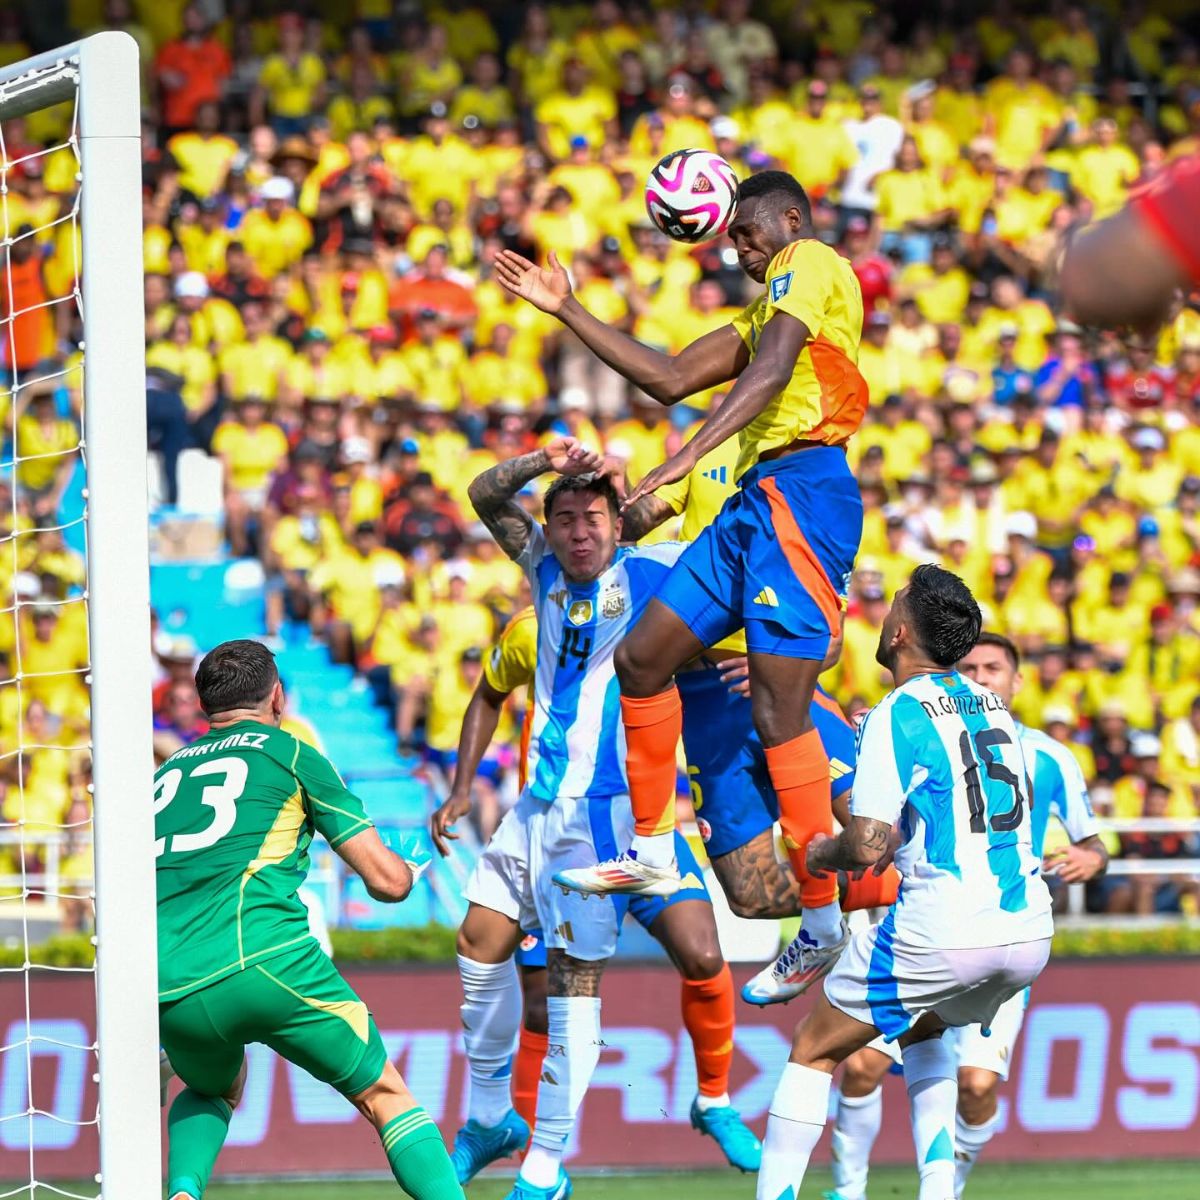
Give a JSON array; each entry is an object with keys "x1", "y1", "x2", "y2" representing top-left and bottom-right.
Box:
[
  {"x1": 543, "y1": 472, "x2": 621, "y2": 521},
  {"x1": 973, "y1": 631, "x2": 1020, "y2": 669},
  {"x1": 736, "y1": 170, "x2": 812, "y2": 224},
  {"x1": 904, "y1": 564, "x2": 983, "y2": 667},
  {"x1": 195, "y1": 639, "x2": 279, "y2": 716}
]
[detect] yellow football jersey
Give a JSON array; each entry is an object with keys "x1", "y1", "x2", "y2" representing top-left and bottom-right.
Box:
[{"x1": 730, "y1": 239, "x2": 867, "y2": 479}]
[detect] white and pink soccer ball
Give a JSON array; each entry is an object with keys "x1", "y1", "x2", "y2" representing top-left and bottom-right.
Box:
[{"x1": 644, "y1": 149, "x2": 739, "y2": 244}]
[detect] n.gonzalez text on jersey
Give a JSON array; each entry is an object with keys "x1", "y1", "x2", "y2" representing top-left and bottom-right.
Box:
[
  {"x1": 919, "y1": 690, "x2": 1008, "y2": 720},
  {"x1": 164, "y1": 730, "x2": 270, "y2": 763}
]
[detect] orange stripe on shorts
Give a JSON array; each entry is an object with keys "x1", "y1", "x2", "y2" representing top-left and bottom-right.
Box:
[{"x1": 758, "y1": 476, "x2": 842, "y2": 636}]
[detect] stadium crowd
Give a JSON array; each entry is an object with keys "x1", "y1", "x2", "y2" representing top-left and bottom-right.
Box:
[{"x1": 4, "y1": 0, "x2": 1200, "y2": 920}]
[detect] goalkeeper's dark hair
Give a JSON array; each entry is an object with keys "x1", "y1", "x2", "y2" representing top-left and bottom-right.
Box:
[
  {"x1": 543, "y1": 472, "x2": 621, "y2": 521},
  {"x1": 972, "y1": 631, "x2": 1020, "y2": 670},
  {"x1": 736, "y1": 170, "x2": 812, "y2": 225},
  {"x1": 904, "y1": 564, "x2": 983, "y2": 667},
  {"x1": 195, "y1": 639, "x2": 279, "y2": 716}
]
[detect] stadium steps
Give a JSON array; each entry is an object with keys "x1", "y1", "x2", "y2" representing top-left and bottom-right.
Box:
[{"x1": 150, "y1": 558, "x2": 266, "y2": 648}]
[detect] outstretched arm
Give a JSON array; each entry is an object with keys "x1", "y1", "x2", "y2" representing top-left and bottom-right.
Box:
[
  {"x1": 626, "y1": 310, "x2": 810, "y2": 506},
  {"x1": 495, "y1": 249, "x2": 748, "y2": 404},
  {"x1": 467, "y1": 437, "x2": 601, "y2": 560},
  {"x1": 431, "y1": 676, "x2": 509, "y2": 856}
]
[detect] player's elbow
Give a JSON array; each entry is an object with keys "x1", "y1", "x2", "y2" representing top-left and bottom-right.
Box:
[{"x1": 364, "y1": 856, "x2": 414, "y2": 904}]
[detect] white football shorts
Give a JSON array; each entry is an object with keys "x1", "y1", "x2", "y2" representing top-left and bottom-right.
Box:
[
  {"x1": 824, "y1": 916, "x2": 1051, "y2": 1044},
  {"x1": 863, "y1": 985, "x2": 1030, "y2": 1078},
  {"x1": 463, "y1": 789, "x2": 634, "y2": 962}
]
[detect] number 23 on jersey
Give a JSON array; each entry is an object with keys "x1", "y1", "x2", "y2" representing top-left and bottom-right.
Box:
[{"x1": 154, "y1": 756, "x2": 249, "y2": 858}]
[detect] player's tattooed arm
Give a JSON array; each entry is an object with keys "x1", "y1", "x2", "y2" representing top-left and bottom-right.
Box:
[
  {"x1": 619, "y1": 493, "x2": 676, "y2": 542},
  {"x1": 468, "y1": 438, "x2": 602, "y2": 561},
  {"x1": 807, "y1": 817, "x2": 894, "y2": 876}
]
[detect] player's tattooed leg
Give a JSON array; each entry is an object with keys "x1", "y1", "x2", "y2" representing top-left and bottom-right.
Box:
[
  {"x1": 710, "y1": 831, "x2": 801, "y2": 919},
  {"x1": 547, "y1": 950, "x2": 607, "y2": 997}
]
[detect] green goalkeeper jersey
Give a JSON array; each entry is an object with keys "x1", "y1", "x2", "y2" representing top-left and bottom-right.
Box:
[{"x1": 154, "y1": 720, "x2": 373, "y2": 1002}]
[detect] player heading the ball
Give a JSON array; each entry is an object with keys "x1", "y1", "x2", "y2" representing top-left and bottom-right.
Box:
[{"x1": 496, "y1": 168, "x2": 868, "y2": 999}]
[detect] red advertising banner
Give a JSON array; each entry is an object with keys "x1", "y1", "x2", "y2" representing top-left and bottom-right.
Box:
[{"x1": 1, "y1": 959, "x2": 1197, "y2": 1180}]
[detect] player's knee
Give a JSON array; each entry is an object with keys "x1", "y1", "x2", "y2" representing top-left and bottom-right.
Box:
[
  {"x1": 677, "y1": 939, "x2": 724, "y2": 981},
  {"x1": 614, "y1": 636, "x2": 666, "y2": 695},
  {"x1": 957, "y1": 1069, "x2": 997, "y2": 1122},
  {"x1": 750, "y1": 689, "x2": 812, "y2": 748},
  {"x1": 842, "y1": 1052, "x2": 886, "y2": 1096}
]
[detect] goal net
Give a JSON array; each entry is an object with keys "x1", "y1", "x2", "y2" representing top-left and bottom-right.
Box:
[{"x1": 0, "y1": 34, "x2": 159, "y2": 1198}]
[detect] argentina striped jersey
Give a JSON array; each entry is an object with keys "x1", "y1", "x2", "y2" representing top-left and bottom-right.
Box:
[
  {"x1": 851, "y1": 670, "x2": 1053, "y2": 950},
  {"x1": 1017, "y1": 724, "x2": 1100, "y2": 856},
  {"x1": 517, "y1": 522, "x2": 684, "y2": 802}
]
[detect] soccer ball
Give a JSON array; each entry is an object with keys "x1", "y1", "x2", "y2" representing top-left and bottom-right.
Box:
[{"x1": 644, "y1": 149, "x2": 739, "y2": 244}]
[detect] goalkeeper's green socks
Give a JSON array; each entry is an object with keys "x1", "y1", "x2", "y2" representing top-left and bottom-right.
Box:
[
  {"x1": 166, "y1": 1088, "x2": 233, "y2": 1199},
  {"x1": 381, "y1": 1107, "x2": 465, "y2": 1199}
]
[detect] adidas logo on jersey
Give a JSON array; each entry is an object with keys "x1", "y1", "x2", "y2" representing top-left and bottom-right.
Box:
[
  {"x1": 830, "y1": 757, "x2": 852, "y2": 780},
  {"x1": 702, "y1": 465, "x2": 729, "y2": 484},
  {"x1": 753, "y1": 587, "x2": 779, "y2": 607}
]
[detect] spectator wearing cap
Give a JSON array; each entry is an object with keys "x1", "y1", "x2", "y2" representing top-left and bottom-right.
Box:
[
  {"x1": 210, "y1": 241, "x2": 270, "y2": 311},
  {"x1": 786, "y1": 80, "x2": 858, "y2": 201},
  {"x1": 154, "y1": 3, "x2": 232, "y2": 136},
  {"x1": 309, "y1": 519, "x2": 406, "y2": 665},
  {"x1": 990, "y1": 323, "x2": 1034, "y2": 405},
  {"x1": 251, "y1": 13, "x2": 327, "y2": 137},
  {"x1": 840, "y1": 82, "x2": 905, "y2": 223},
  {"x1": 212, "y1": 395, "x2": 289, "y2": 556},
  {"x1": 239, "y1": 177, "x2": 313, "y2": 279},
  {"x1": 278, "y1": 330, "x2": 348, "y2": 416},
  {"x1": 547, "y1": 136, "x2": 621, "y2": 227},
  {"x1": 1117, "y1": 426, "x2": 1183, "y2": 512},
  {"x1": 338, "y1": 437, "x2": 384, "y2": 525},
  {"x1": 905, "y1": 81, "x2": 959, "y2": 175}
]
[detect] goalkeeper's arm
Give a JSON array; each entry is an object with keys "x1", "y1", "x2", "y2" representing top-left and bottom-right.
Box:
[{"x1": 430, "y1": 676, "x2": 509, "y2": 856}]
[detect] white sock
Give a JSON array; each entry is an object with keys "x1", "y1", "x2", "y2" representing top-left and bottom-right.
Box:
[
  {"x1": 630, "y1": 832, "x2": 674, "y2": 867},
  {"x1": 522, "y1": 996, "x2": 602, "y2": 1188},
  {"x1": 800, "y1": 900, "x2": 843, "y2": 946},
  {"x1": 694, "y1": 1091, "x2": 731, "y2": 1112},
  {"x1": 904, "y1": 1037, "x2": 958, "y2": 1200},
  {"x1": 457, "y1": 955, "x2": 521, "y2": 1128},
  {"x1": 830, "y1": 1085, "x2": 883, "y2": 1200},
  {"x1": 954, "y1": 1109, "x2": 1000, "y2": 1197},
  {"x1": 756, "y1": 1061, "x2": 831, "y2": 1200}
]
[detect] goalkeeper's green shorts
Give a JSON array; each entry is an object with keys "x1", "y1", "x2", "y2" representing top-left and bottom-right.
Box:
[{"x1": 159, "y1": 938, "x2": 387, "y2": 1100}]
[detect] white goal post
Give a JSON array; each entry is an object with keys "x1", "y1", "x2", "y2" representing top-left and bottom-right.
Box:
[{"x1": 0, "y1": 32, "x2": 159, "y2": 1197}]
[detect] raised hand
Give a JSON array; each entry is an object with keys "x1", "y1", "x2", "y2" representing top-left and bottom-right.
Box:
[
  {"x1": 494, "y1": 249, "x2": 572, "y2": 314},
  {"x1": 544, "y1": 435, "x2": 602, "y2": 477},
  {"x1": 623, "y1": 446, "x2": 698, "y2": 508}
]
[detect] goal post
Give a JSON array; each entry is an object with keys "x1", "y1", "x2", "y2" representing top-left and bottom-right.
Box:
[{"x1": 0, "y1": 31, "x2": 160, "y2": 1196}]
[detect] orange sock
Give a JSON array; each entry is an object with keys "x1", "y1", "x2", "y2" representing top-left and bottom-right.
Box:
[
  {"x1": 621, "y1": 688, "x2": 682, "y2": 842},
  {"x1": 511, "y1": 1027, "x2": 547, "y2": 1131},
  {"x1": 764, "y1": 729, "x2": 836, "y2": 909},
  {"x1": 681, "y1": 964, "x2": 736, "y2": 1099},
  {"x1": 842, "y1": 866, "x2": 901, "y2": 912}
]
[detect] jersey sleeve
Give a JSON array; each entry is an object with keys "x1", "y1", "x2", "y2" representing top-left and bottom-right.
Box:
[
  {"x1": 293, "y1": 740, "x2": 374, "y2": 849},
  {"x1": 653, "y1": 472, "x2": 690, "y2": 516},
  {"x1": 515, "y1": 519, "x2": 550, "y2": 580},
  {"x1": 763, "y1": 241, "x2": 833, "y2": 335},
  {"x1": 1045, "y1": 742, "x2": 1100, "y2": 844},
  {"x1": 849, "y1": 696, "x2": 914, "y2": 826},
  {"x1": 485, "y1": 610, "x2": 537, "y2": 694},
  {"x1": 1131, "y1": 153, "x2": 1200, "y2": 284}
]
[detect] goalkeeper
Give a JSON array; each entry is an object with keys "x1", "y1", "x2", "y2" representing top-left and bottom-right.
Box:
[{"x1": 155, "y1": 639, "x2": 463, "y2": 1200}]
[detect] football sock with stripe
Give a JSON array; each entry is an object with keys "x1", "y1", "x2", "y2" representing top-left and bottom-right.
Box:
[
  {"x1": 522, "y1": 996, "x2": 601, "y2": 1188},
  {"x1": 830, "y1": 1085, "x2": 883, "y2": 1200},
  {"x1": 681, "y1": 965, "x2": 736, "y2": 1104},
  {"x1": 954, "y1": 1109, "x2": 1001, "y2": 1197},
  {"x1": 513, "y1": 1026, "x2": 549, "y2": 1130},
  {"x1": 622, "y1": 688, "x2": 682, "y2": 866},
  {"x1": 458, "y1": 955, "x2": 521, "y2": 1128},
  {"x1": 841, "y1": 866, "x2": 901, "y2": 912},
  {"x1": 381, "y1": 1107, "x2": 464, "y2": 1200},
  {"x1": 764, "y1": 730, "x2": 839, "y2": 936},
  {"x1": 166, "y1": 1088, "x2": 233, "y2": 1200},
  {"x1": 904, "y1": 1036, "x2": 958, "y2": 1200},
  {"x1": 756, "y1": 1061, "x2": 831, "y2": 1200}
]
